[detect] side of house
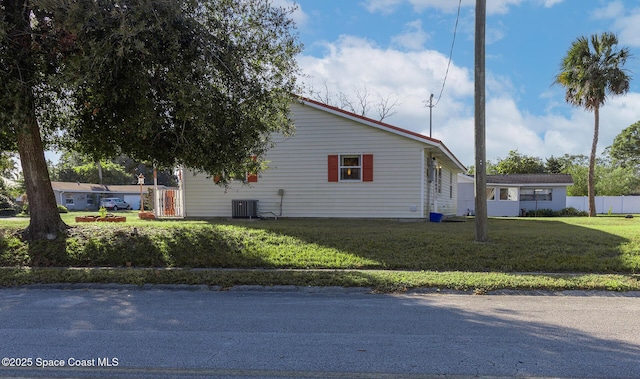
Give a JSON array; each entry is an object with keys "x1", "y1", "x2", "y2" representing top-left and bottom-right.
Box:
[
  {"x1": 51, "y1": 182, "x2": 169, "y2": 211},
  {"x1": 182, "y1": 98, "x2": 466, "y2": 219},
  {"x1": 457, "y1": 174, "x2": 573, "y2": 217},
  {"x1": 51, "y1": 182, "x2": 107, "y2": 210}
]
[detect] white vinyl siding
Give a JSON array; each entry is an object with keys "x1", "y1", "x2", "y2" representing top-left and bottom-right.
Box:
[
  {"x1": 184, "y1": 102, "x2": 427, "y2": 218},
  {"x1": 457, "y1": 174, "x2": 570, "y2": 217},
  {"x1": 435, "y1": 164, "x2": 457, "y2": 215},
  {"x1": 520, "y1": 186, "x2": 567, "y2": 213}
]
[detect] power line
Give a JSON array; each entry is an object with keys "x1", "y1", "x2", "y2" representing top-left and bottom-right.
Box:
[{"x1": 433, "y1": 0, "x2": 462, "y2": 107}]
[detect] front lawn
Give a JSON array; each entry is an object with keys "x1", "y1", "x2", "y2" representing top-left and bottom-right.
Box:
[{"x1": 1, "y1": 213, "x2": 639, "y2": 292}]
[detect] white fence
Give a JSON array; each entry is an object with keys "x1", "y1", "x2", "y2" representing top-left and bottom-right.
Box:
[{"x1": 566, "y1": 196, "x2": 640, "y2": 214}]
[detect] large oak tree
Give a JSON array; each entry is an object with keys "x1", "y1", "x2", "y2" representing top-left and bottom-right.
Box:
[{"x1": 1, "y1": 0, "x2": 301, "y2": 240}]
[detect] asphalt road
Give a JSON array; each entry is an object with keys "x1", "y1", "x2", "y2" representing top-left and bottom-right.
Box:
[{"x1": 1, "y1": 285, "x2": 639, "y2": 379}]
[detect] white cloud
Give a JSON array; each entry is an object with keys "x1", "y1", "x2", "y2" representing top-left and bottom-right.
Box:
[
  {"x1": 362, "y1": 0, "x2": 568, "y2": 17},
  {"x1": 297, "y1": 32, "x2": 640, "y2": 167},
  {"x1": 361, "y1": 0, "x2": 404, "y2": 15},
  {"x1": 299, "y1": 35, "x2": 472, "y2": 94},
  {"x1": 425, "y1": 92, "x2": 640, "y2": 166},
  {"x1": 591, "y1": 2, "x2": 640, "y2": 47},
  {"x1": 407, "y1": 0, "x2": 524, "y2": 15},
  {"x1": 362, "y1": 0, "x2": 526, "y2": 15},
  {"x1": 539, "y1": 0, "x2": 564, "y2": 7},
  {"x1": 274, "y1": 0, "x2": 309, "y2": 27},
  {"x1": 613, "y1": 10, "x2": 640, "y2": 47},
  {"x1": 591, "y1": 1, "x2": 624, "y2": 20},
  {"x1": 391, "y1": 19, "x2": 430, "y2": 50}
]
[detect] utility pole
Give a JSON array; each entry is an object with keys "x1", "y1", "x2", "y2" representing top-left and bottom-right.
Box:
[
  {"x1": 474, "y1": 0, "x2": 488, "y2": 242},
  {"x1": 428, "y1": 93, "x2": 434, "y2": 137}
]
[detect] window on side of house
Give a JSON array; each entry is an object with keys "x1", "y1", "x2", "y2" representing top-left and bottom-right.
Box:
[
  {"x1": 65, "y1": 194, "x2": 74, "y2": 206},
  {"x1": 486, "y1": 187, "x2": 495, "y2": 201},
  {"x1": 520, "y1": 188, "x2": 552, "y2": 201},
  {"x1": 340, "y1": 155, "x2": 361, "y2": 181},
  {"x1": 328, "y1": 154, "x2": 373, "y2": 182},
  {"x1": 499, "y1": 187, "x2": 518, "y2": 201}
]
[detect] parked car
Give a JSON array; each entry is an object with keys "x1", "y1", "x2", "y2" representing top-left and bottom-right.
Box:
[{"x1": 99, "y1": 197, "x2": 131, "y2": 211}]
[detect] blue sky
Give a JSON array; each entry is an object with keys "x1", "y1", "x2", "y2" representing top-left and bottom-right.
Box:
[{"x1": 279, "y1": 0, "x2": 640, "y2": 168}]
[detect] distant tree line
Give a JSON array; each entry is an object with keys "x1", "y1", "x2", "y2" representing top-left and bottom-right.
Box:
[{"x1": 468, "y1": 128, "x2": 640, "y2": 196}]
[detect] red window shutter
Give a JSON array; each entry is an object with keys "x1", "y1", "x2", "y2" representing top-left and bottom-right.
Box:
[
  {"x1": 328, "y1": 155, "x2": 339, "y2": 182},
  {"x1": 362, "y1": 154, "x2": 373, "y2": 182},
  {"x1": 247, "y1": 156, "x2": 258, "y2": 182}
]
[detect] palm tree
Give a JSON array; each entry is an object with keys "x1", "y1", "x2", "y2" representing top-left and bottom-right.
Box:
[{"x1": 554, "y1": 32, "x2": 631, "y2": 217}]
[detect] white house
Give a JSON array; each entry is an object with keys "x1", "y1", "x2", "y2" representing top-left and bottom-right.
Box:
[
  {"x1": 457, "y1": 173, "x2": 574, "y2": 217},
  {"x1": 179, "y1": 97, "x2": 467, "y2": 219},
  {"x1": 51, "y1": 181, "x2": 175, "y2": 211}
]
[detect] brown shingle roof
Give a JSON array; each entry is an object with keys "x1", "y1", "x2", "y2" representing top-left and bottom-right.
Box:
[
  {"x1": 486, "y1": 174, "x2": 573, "y2": 185},
  {"x1": 50, "y1": 181, "x2": 174, "y2": 193}
]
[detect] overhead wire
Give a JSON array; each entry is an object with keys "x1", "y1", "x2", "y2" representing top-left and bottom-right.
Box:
[{"x1": 433, "y1": 0, "x2": 463, "y2": 107}]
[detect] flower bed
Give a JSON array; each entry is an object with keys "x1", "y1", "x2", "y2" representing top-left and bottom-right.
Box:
[
  {"x1": 138, "y1": 211, "x2": 156, "y2": 220},
  {"x1": 75, "y1": 215, "x2": 126, "y2": 223}
]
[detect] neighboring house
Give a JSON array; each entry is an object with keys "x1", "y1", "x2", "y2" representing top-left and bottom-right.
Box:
[
  {"x1": 457, "y1": 173, "x2": 574, "y2": 217},
  {"x1": 51, "y1": 181, "x2": 174, "y2": 211},
  {"x1": 180, "y1": 97, "x2": 467, "y2": 219}
]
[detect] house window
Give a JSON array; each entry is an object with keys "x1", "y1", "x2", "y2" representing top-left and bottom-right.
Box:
[
  {"x1": 449, "y1": 171, "x2": 453, "y2": 199},
  {"x1": 87, "y1": 196, "x2": 94, "y2": 206},
  {"x1": 486, "y1": 187, "x2": 495, "y2": 201},
  {"x1": 499, "y1": 188, "x2": 518, "y2": 201},
  {"x1": 328, "y1": 154, "x2": 373, "y2": 182},
  {"x1": 65, "y1": 194, "x2": 74, "y2": 206},
  {"x1": 340, "y1": 155, "x2": 361, "y2": 181},
  {"x1": 520, "y1": 188, "x2": 552, "y2": 201}
]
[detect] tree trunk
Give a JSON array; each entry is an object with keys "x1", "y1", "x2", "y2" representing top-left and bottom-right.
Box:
[
  {"x1": 6, "y1": 1, "x2": 68, "y2": 240},
  {"x1": 588, "y1": 106, "x2": 599, "y2": 217},
  {"x1": 17, "y1": 114, "x2": 68, "y2": 240}
]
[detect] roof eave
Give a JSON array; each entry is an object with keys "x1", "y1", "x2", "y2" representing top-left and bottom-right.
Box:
[{"x1": 487, "y1": 182, "x2": 574, "y2": 186}]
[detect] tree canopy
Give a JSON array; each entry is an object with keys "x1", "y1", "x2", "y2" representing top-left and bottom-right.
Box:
[
  {"x1": 49, "y1": 151, "x2": 178, "y2": 186},
  {"x1": 1, "y1": 0, "x2": 301, "y2": 239},
  {"x1": 609, "y1": 120, "x2": 640, "y2": 169},
  {"x1": 491, "y1": 150, "x2": 544, "y2": 174}
]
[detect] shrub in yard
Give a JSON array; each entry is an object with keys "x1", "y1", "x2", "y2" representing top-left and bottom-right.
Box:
[
  {"x1": 556, "y1": 207, "x2": 588, "y2": 217},
  {"x1": 57, "y1": 205, "x2": 69, "y2": 213},
  {"x1": 525, "y1": 208, "x2": 555, "y2": 217},
  {"x1": 0, "y1": 232, "x2": 29, "y2": 266},
  {"x1": 523, "y1": 208, "x2": 587, "y2": 217}
]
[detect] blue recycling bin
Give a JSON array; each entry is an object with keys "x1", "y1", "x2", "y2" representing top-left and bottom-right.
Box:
[{"x1": 429, "y1": 212, "x2": 443, "y2": 223}]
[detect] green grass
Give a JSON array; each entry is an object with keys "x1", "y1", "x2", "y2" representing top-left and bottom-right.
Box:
[{"x1": 1, "y1": 211, "x2": 640, "y2": 292}]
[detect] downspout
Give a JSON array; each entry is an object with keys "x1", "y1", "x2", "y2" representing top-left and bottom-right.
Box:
[
  {"x1": 420, "y1": 150, "x2": 425, "y2": 217},
  {"x1": 426, "y1": 152, "x2": 435, "y2": 215}
]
